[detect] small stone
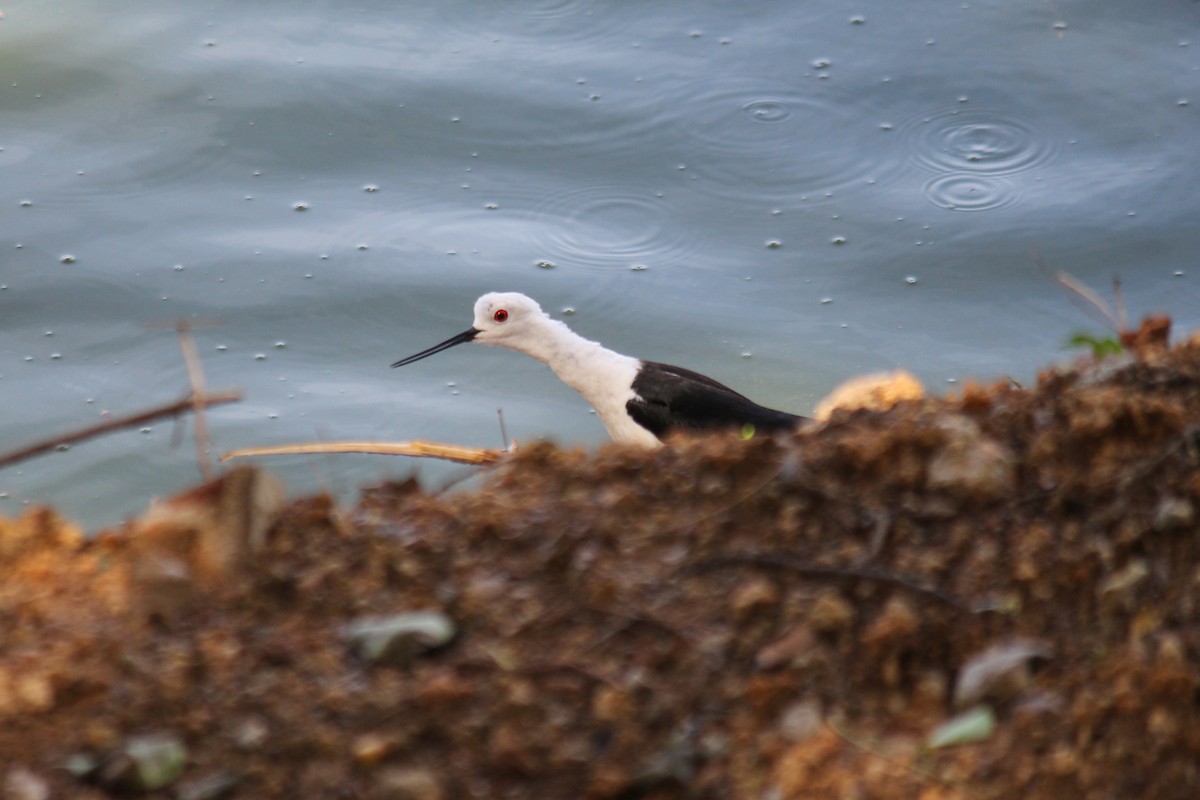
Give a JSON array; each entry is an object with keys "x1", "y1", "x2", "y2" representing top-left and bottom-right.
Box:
[
  {"x1": 98, "y1": 733, "x2": 187, "y2": 792},
  {"x1": 955, "y1": 637, "x2": 1052, "y2": 707},
  {"x1": 376, "y1": 767, "x2": 443, "y2": 800},
  {"x1": 778, "y1": 700, "x2": 823, "y2": 743},
  {"x1": 1154, "y1": 496, "x2": 1194, "y2": 531},
  {"x1": 176, "y1": 771, "x2": 240, "y2": 800},
  {"x1": 343, "y1": 611, "x2": 456, "y2": 666},
  {"x1": 808, "y1": 591, "x2": 855, "y2": 633},
  {"x1": 730, "y1": 577, "x2": 779, "y2": 619},
  {"x1": 4, "y1": 767, "x2": 50, "y2": 800},
  {"x1": 352, "y1": 732, "x2": 399, "y2": 767},
  {"x1": 753, "y1": 623, "x2": 820, "y2": 671},
  {"x1": 232, "y1": 716, "x2": 270, "y2": 750},
  {"x1": 926, "y1": 415, "x2": 1015, "y2": 500}
]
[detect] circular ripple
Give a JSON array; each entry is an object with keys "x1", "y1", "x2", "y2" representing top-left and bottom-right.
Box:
[
  {"x1": 528, "y1": 185, "x2": 701, "y2": 273},
  {"x1": 923, "y1": 173, "x2": 1019, "y2": 212},
  {"x1": 902, "y1": 107, "x2": 1057, "y2": 175},
  {"x1": 672, "y1": 77, "x2": 902, "y2": 202}
]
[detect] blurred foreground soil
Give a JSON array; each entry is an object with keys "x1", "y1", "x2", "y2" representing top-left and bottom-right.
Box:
[{"x1": 2, "y1": 319, "x2": 1199, "y2": 799}]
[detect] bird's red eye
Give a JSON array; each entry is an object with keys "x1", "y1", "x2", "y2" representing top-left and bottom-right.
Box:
[{"x1": 493, "y1": 309, "x2": 508, "y2": 323}]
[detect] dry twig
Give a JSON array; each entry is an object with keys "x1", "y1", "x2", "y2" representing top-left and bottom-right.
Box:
[
  {"x1": 221, "y1": 440, "x2": 506, "y2": 466},
  {"x1": 0, "y1": 391, "x2": 243, "y2": 470}
]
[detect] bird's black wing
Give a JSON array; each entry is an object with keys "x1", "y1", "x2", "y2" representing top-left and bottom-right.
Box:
[{"x1": 626, "y1": 361, "x2": 805, "y2": 439}]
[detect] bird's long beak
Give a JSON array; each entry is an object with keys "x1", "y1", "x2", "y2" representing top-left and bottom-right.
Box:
[{"x1": 391, "y1": 328, "x2": 479, "y2": 368}]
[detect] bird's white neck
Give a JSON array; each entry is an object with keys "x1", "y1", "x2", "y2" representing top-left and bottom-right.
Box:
[{"x1": 494, "y1": 318, "x2": 657, "y2": 446}]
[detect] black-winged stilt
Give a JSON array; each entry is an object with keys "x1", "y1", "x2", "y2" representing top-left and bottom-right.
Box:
[{"x1": 391, "y1": 292, "x2": 806, "y2": 446}]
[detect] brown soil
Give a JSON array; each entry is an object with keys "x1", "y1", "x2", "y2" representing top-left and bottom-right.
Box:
[{"x1": 2, "y1": 318, "x2": 1199, "y2": 799}]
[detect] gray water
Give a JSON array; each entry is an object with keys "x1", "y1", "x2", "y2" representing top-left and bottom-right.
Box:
[{"x1": 2, "y1": 1, "x2": 1198, "y2": 530}]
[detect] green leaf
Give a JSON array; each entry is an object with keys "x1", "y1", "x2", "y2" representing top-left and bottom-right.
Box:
[{"x1": 927, "y1": 705, "x2": 996, "y2": 749}]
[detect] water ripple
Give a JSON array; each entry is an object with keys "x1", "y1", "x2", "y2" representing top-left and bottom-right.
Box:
[
  {"x1": 672, "y1": 77, "x2": 901, "y2": 202},
  {"x1": 923, "y1": 173, "x2": 1019, "y2": 212},
  {"x1": 901, "y1": 106, "x2": 1057, "y2": 176},
  {"x1": 527, "y1": 185, "x2": 701, "y2": 273}
]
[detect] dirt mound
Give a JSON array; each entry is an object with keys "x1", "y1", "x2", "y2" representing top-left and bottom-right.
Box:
[{"x1": 2, "y1": 320, "x2": 1198, "y2": 799}]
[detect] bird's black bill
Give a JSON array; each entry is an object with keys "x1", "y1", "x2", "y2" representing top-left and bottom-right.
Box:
[{"x1": 390, "y1": 328, "x2": 479, "y2": 368}]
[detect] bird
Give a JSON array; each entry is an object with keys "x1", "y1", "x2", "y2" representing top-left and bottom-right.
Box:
[{"x1": 391, "y1": 292, "x2": 806, "y2": 447}]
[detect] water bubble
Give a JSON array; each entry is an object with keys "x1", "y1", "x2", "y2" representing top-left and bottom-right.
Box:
[
  {"x1": 363, "y1": 184, "x2": 379, "y2": 192},
  {"x1": 811, "y1": 57, "x2": 831, "y2": 69},
  {"x1": 629, "y1": 263, "x2": 649, "y2": 271},
  {"x1": 216, "y1": 345, "x2": 228, "y2": 352},
  {"x1": 140, "y1": 427, "x2": 152, "y2": 434},
  {"x1": 849, "y1": 15, "x2": 866, "y2": 24},
  {"x1": 905, "y1": 275, "x2": 919, "y2": 285},
  {"x1": 831, "y1": 236, "x2": 846, "y2": 245},
  {"x1": 741, "y1": 352, "x2": 753, "y2": 359},
  {"x1": 484, "y1": 202, "x2": 499, "y2": 210},
  {"x1": 1052, "y1": 21, "x2": 1067, "y2": 31},
  {"x1": 561, "y1": 307, "x2": 576, "y2": 316},
  {"x1": 18, "y1": 200, "x2": 32, "y2": 207},
  {"x1": 293, "y1": 201, "x2": 310, "y2": 211},
  {"x1": 1177, "y1": 99, "x2": 1190, "y2": 107},
  {"x1": 254, "y1": 353, "x2": 266, "y2": 361},
  {"x1": 173, "y1": 264, "x2": 185, "y2": 271},
  {"x1": 60, "y1": 254, "x2": 76, "y2": 264},
  {"x1": 274, "y1": 341, "x2": 286, "y2": 349},
  {"x1": 357, "y1": 243, "x2": 369, "y2": 251},
  {"x1": 1173, "y1": 270, "x2": 1185, "y2": 277},
  {"x1": 766, "y1": 239, "x2": 782, "y2": 249},
  {"x1": 534, "y1": 259, "x2": 556, "y2": 270},
  {"x1": 820, "y1": 297, "x2": 834, "y2": 304}
]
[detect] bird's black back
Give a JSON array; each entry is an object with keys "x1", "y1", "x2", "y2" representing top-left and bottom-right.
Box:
[{"x1": 626, "y1": 361, "x2": 805, "y2": 439}]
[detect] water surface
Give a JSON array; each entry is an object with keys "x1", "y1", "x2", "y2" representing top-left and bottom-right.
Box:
[{"x1": 2, "y1": 1, "x2": 1198, "y2": 528}]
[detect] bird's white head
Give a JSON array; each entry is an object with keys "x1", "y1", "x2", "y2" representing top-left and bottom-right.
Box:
[
  {"x1": 391, "y1": 291, "x2": 566, "y2": 369},
  {"x1": 470, "y1": 292, "x2": 549, "y2": 349}
]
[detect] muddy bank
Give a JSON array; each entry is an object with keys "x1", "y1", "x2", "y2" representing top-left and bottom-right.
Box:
[{"x1": 2, "y1": 320, "x2": 1199, "y2": 799}]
